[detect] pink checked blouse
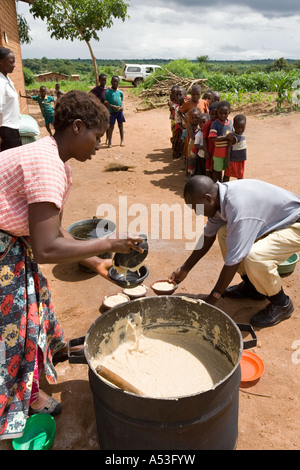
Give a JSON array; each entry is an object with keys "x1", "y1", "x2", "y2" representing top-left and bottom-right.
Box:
[{"x1": 0, "y1": 136, "x2": 72, "y2": 236}]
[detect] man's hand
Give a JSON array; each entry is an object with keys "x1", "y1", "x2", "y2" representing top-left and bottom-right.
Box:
[{"x1": 169, "y1": 266, "x2": 189, "y2": 284}]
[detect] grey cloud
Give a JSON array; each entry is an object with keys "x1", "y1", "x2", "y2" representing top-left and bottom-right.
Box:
[
  {"x1": 142, "y1": 0, "x2": 300, "y2": 16},
  {"x1": 219, "y1": 45, "x2": 247, "y2": 52}
]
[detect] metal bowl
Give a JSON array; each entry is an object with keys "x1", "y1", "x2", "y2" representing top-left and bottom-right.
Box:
[
  {"x1": 113, "y1": 233, "x2": 148, "y2": 270},
  {"x1": 67, "y1": 218, "x2": 117, "y2": 266},
  {"x1": 109, "y1": 265, "x2": 149, "y2": 288},
  {"x1": 67, "y1": 218, "x2": 116, "y2": 241}
]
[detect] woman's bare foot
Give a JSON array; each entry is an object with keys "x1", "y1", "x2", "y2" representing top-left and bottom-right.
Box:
[{"x1": 30, "y1": 390, "x2": 62, "y2": 415}]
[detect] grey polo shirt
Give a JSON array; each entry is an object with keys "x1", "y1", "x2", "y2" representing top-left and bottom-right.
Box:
[{"x1": 204, "y1": 180, "x2": 300, "y2": 266}]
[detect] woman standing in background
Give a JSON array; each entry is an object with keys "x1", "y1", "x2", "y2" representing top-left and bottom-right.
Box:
[{"x1": 0, "y1": 47, "x2": 22, "y2": 151}]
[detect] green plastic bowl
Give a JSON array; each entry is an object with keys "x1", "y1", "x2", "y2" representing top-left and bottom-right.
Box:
[
  {"x1": 278, "y1": 253, "x2": 299, "y2": 276},
  {"x1": 12, "y1": 414, "x2": 56, "y2": 450}
]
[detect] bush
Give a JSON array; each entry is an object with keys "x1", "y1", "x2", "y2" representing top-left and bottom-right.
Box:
[
  {"x1": 164, "y1": 59, "x2": 194, "y2": 78},
  {"x1": 23, "y1": 67, "x2": 35, "y2": 86}
]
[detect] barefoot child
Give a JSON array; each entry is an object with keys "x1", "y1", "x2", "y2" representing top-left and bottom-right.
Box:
[
  {"x1": 20, "y1": 86, "x2": 55, "y2": 135},
  {"x1": 208, "y1": 100, "x2": 233, "y2": 182},
  {"x1": 202, "y1": 102, "x2": 218, "y2": 179},
  {"x1": 104, "y1": 76, "x2": 125, "y2": 147},
  {"x1": 90, "y1": 73, "x2": 109, "y2": 144},
  {"x1": 173, "y1": 87, "x2": 187, "y2": 159},
  {"x1": 226, "y1": 114, "x2": 247, "y2": 180},
  {"x1": 193, "y1": 113, "x2": 209, "y2": 176},
  {"x1": 186, "y1": 107, "x2": 201, "y2": 177},
  {"x1": 169, "y1": 85, "x2": 179, "y2": 149},
  {"x1": 179, "y1": 84, "x2": 203, "y2": 161}
]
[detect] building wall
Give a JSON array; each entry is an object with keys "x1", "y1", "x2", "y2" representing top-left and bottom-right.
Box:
[{"x1": 0, "y1": 0, "x2": 28, "y2": 114}]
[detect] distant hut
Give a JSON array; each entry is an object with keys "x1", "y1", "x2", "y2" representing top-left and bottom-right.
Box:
[{"x1": 35, "y1": 71, "x2": 70, "y2": 82}]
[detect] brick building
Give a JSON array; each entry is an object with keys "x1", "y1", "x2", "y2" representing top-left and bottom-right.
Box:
[{"x1": 0, "y1": 0, "x2": 32, "y2": 114}]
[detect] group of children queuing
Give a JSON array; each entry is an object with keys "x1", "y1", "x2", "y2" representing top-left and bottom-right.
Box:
[
  {"x1": 169, "y1": 84, "x2": 247, "y2": 183},
  {"x1": 21, "y1": 75, "x2": 247, "y2": 183}
]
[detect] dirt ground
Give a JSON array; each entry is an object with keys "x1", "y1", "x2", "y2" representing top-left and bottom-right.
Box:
[{"x1": 2, "y1": 91, "x2": 300, "y2": 451}]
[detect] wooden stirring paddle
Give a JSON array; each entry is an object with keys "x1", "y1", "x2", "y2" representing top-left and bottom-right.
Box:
[{"x1": 95, "y1": 365, "x2": 146, "y2": 397}]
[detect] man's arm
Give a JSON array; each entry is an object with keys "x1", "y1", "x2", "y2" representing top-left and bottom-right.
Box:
[
  {"x1": 205, "y1": 263, "x2": 240, "y2": 305},
  {"x1": 170, "y1": 235, "x2": 216, "y2": 284}
]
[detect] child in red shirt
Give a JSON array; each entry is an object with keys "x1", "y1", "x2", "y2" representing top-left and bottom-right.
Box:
[{"x1": 202, "y1": 102, "x2": 218, "y2": 179}]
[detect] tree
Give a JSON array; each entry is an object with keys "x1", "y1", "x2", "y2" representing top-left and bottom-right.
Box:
[
  {"x1": 267, "y1": 57, "x2": 291, "y2": 72},
  {"x1": 17, "y1": 13, "x2": 32, "y2": 44},
  {"x1": 28, "y1": 0, "x2": 130, "y2": 84},
  {"x1": 196, "y1": 55, "x2": 209, "y2": 64}
]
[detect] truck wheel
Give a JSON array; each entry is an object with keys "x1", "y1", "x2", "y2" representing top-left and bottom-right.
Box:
[{"x1": 133, "y1": 78, "x2": 143, "y2": 87}]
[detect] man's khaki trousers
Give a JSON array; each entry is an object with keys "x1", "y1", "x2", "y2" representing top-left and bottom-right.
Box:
[{"x1": 217, "y1": 221, "x2": 300, "y2": 296}]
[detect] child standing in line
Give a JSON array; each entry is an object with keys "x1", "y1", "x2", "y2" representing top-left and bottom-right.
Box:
[
  {"x1": 212, "y1": 90, "x2": 221, "y2": 102},
  {"x1": 208, "y1": 100, "x2": 233, "y2": 182},
  {"x1": 21, "y1": 86, "x2": 55, "y2": 135},
  {"x1": 199, "y1": 90, "x2": 213, "y2": 114},
  {"x1": 193, "y1": 113, "x2": 209, "y2": 176},
  {"x1": 169, "y1": 85, "x2": 179, "y2": 145},
  {"x1": 225, "y1": 114, "x2": 247, "y2": 180},
  {"x1": 173, "y1": 87, "x2": 187, "y2": 159},
  {"x1": 179, "y1": 84, "x2": 204, "y2": 161},
  {"x1": 186, "y1": 107, "x2": 201, "y2": 177},
  {"x1": 202, "y1": 102, "x2": 219, "y2": 179},
  {"x1": 104, "y1": 75, "x2": 125, "y2": 148}
]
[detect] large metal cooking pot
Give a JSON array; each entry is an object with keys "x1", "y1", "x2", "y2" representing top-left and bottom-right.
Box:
[{"x1": 69, "y1": 295, "x2": 256, "y2": 450}]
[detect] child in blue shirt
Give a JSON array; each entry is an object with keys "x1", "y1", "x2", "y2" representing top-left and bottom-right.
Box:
[
  {"x1": 104, "y1": 76, "x2": 125, "y2": 148},
  {"x1": 21, "y1": 86, "x2": 54, "y2": 135}
]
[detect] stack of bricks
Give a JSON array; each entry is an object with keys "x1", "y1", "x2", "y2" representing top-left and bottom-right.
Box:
[{"x1": 0, "y1": 0, "x2": 29, "y2": 114}]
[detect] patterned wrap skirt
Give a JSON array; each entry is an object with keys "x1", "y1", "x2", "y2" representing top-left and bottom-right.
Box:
[{"x1": 0, "y1": 231, "x2": 65, "y2": 440}]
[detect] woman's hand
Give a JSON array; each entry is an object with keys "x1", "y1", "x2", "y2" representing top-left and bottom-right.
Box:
[
  {"x1": 110, "y1": 233, "x2": 144, "y2": 253},
  {"x1": 28, "y1": 202, "x2": 144, "y2": 264}
]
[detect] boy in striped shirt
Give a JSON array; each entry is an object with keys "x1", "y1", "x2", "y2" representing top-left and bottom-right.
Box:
[{"x1": 208, "y1": 101, "x2": 233, "y2": 182}]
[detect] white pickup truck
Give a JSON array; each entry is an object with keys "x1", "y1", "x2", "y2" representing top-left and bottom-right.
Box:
[{"x1": 120, "y1": 63, "x2": 162, "y2": 87}]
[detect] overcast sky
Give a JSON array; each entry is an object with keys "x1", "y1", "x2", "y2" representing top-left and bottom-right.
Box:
[{"x1": 17, "y1": 0, "x2": 300, "y2": 61}]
